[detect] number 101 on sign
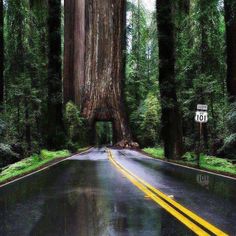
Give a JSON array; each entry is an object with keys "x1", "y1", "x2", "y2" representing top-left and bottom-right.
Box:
[{"x1": 195, "y1": 111, "x2": 208, "y2": 123}]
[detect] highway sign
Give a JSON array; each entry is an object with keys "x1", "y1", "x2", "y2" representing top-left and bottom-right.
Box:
[
  {"x1": 195, "y1": 111, "x2": 208, "y2": 123},
  {"x1": 197, "y1": 104, "x2": 208, "y2": 111}
]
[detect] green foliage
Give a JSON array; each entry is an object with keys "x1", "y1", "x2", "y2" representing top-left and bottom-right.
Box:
[
  {"x1": 95, "y1": 122, "x2": 113, "y2": 146},
  {"x1": 143, "y1": 147, "x2": 164, "y2": 159},
  {"x1": 0, "y1": 143, "x2": 19, "y2": 167},
  {"x1": 0, "y1": 118, "x2": 6, "y2": 137},
  {"x1": 175, "y1": 0, "x2": 227, "y2": 151},
  {"x1": 138, "y1": 94, "x2": 161, "y2": 146},
  {"x1": 126, "y1": 1, "x2": 159, "y2": 147},
  {"x1": 2, "y1": 0, "x2": 49, "y2": 153},
  {"x1": 143, "y1": 148, "x2": 236, "y2": 175},
  {"x1": 200, "y1": 155, "x2": 236, "y2": 175},
  {"x1": 64, "y1": 102, "x2": 89, "y2": 150},
  {"x1": 0, "y1": 0, "x2": 233, "y2": 170},
  {"x1": 182, "y1": 152, "x2": 197, "y2": 162},
  {"x1": 0, "y1": 149, "x2": 70, "y2": 184},
  {"x1": 40, "y1": 149, "x2": 70, "y2": 159},
  {"x1": 219, "y1": 103, "x2": 236, "y2": 158},
  {"x1": 226, "y1": 102, "x2": 236, "y2": 133},
  {"x1": 220, "y1": 134, "x2": 236, "y2": 159}
]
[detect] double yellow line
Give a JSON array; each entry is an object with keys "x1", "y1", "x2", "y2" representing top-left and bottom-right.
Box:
[{"x1": 107, "y1": 149, "x2": 228, "y2": 236}]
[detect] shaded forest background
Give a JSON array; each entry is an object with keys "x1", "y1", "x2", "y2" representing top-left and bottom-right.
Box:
[{"x1": 0, "y1": 0, "x2": 236, "y2": 167}]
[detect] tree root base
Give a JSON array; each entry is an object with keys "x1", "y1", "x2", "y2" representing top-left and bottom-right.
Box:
[{"x1": 114, "y1": 139, "x2": 139, "y2": 149}]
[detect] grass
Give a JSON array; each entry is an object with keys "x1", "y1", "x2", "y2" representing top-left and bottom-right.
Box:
[
  {"x1": 0, "y1": 149, "x2": 71, "y2": 184},
  {"x1": 200, "y1": 155, "x2": 236, "y2": 175},
  {"x1": 143, "y1": 147, "x2": 236, "y2": 176},
  {"x1": 143, "y1": 147, "x2": 165, "y2": 159}
]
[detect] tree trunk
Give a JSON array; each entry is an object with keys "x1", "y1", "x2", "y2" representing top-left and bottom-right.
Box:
[
  {"x1": 157, "y1": 0, "x2": 184, "y2": 159},
  {"x1": 224, "y1": 0, "x2": 236, "y2": 101},
  {"x1": 64, "y1": 0, "x2": 83, "y2": 104},
  {"x1": 24, "y1": 96, "x2": 31, "y2": 151},
  {"x1": 47, "y1": 0, "x2": 65, "y2": 148},
  {"x1": 64, "y1": 0, "x2": 134, "y2": 145},
  {"x1": 0, "y1": 0, "x2": 3, "y2": 111}
]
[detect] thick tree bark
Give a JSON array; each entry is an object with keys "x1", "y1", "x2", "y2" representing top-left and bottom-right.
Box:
[
  {"x1": 64, "y1": 0, "x2": 134, "y2": 145},
  {"x1": 224, "y1": 0, "x2": 236, "y2": 101},
  {"x1": 157, "y1": 0, "x2": 184, "y2": 159},
  {"x1": 63, "y1": 0, "x2": 75, "y2": 103},
  {"x1": 0, "y1": 0, "x2": 3, "y2": 111},
  {"x1": 64, "y1": 0, "x2": 85, "y2": 105},
  {"x1": 47, "y1": 0, "x2": 65, "y2": 148}
]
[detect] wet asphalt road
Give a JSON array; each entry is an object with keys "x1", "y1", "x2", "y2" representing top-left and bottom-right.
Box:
[
  {"x1": 0, "y1": 148, "x2": 235, "y2": 235},
  {"x1": 111, "y1": 149, "x2": 236, "y2": 235}
]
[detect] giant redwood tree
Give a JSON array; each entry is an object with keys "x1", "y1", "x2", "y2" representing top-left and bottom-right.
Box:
[
  {"x1": 156, "y1": 0, "x2": 183, "y2": 159},
  {"x1": 64, "y1": 0, "x2": 134, "y2": 145},
  {"x1": 47, "y1": 0, "x2": 65, "y2": 148},
  {"x1": 220, "y1": 0, "x2": 236, "y2": 158},
  {"x1": 224, "y1": 0, "x2": 236, "y2": 101}
]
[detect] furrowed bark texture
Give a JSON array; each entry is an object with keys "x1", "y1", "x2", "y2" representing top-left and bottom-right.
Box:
[
  {"x1": 157, "y1": 0, "x2": 183, "y2": 159},
  {"x1": 224, "y1": 0, "x2": 236, "y2": 101},
  {"x1": 64, "y1": 0, "x2": 132, "y2": 144},
  {"x1": 64, "y1": 0, "x2": 85, "y2": 105}
]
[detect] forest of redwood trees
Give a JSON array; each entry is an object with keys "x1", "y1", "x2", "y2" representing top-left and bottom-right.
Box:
[{"x1": 0, "y1": 0, "x2": 236, "y2": 167}]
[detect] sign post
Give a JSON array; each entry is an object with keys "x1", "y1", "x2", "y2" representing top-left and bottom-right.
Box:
[{"x1": 195, "y1": 105, "x2": 208, "y2": 168}]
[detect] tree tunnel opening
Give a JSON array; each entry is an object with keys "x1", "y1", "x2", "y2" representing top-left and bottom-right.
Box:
[{"x1": 95, "y1": 121, "x2": 113, "y2": 147}]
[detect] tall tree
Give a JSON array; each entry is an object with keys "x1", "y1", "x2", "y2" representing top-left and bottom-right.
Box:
[
  {"x1": 224, "y1": 0, "x2": 236, "y2": 101},
  {"x1": 47, "y1": 0, "x2": 65, "y2": 148},
  {"x1": 63, "y1": 0, "x2": 81, "y2": 104},
  {"x1": 64, "y1": 0, "x2": 135, "y2": 146},
  {"x1": 126, "y1": 1, "x2": 159, "y2": 145},
  {"x1": 219, "y1": 0, "x2": 236, "y2": 159},
  {"x1": 0, "y1": 0, "x2": 3, "y2": 110},
  {"x1": 156, "y1": 0, "x2": 183, "y2": 159}
]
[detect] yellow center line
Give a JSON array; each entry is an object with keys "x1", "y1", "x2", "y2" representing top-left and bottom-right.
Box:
[{"x1": 107, "y1": 149, "x2": 229, "y2": 236}]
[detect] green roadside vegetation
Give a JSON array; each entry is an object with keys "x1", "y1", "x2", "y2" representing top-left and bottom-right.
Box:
[
  {"x1": 143, "y1": 148, "x2": 165, "y2": 159},
  {"x1": 0, "y1": 149, "x2": 71, "y2": 185},
  {"x1": 0, "y1": 147, "x2": 91, "y2": 185},
  {"x1": 143, "y1": 148, "x2": 236, "y2": 176}
]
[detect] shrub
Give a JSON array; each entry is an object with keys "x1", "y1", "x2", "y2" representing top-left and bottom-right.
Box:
[
  {"x1": 227, "y1": 102, "x2": 236, "y2": 133},
  {"x1": 137, "y1": 94, "x2": 161, "y2": 147},
  {"x1": 40, "y1": 149, "x2": 70, "y2": 160},
  {"x1": 0, "y1": 119, "x2": 6, "y2": 137},
  {"x1": 220, "y1": 134, "x2": 236, "y2": 159},
  {"x1": 143, "y1": 147, "x2": 164, "y2": 159},
  {"x1": 219, "y1": 102, "x2": 236, "y2": 159},
  {"x1": 0, "y1": 143, "x2": 20, "y2": 168},
  {"x1": 64, "y1": 102, "x2": 89, "y2": 148},
  {"x1": 182, "y1": 152, "x2": 196, "y2": 162}
]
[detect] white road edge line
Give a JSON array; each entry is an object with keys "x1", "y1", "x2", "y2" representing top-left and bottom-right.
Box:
[
  {"x1": 131, "y1": 150, "x2": 236, "y2": 181},
  {"x1": 0, "y1": 147, "x2": 93, "y2": 188}
]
